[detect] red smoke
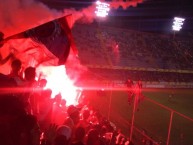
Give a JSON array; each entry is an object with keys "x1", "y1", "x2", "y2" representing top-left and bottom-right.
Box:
[
  {"x1": 0, "y1": 0, "x2": 144, "y2": 37},
  {"x1": 0, "y1": 0, "x2": 143, "y2": 105},
  {"x1": 110, "y1": 0, "x2": 143, "y2": 9}
]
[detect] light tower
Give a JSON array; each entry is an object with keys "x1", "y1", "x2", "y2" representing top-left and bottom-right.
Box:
[
  {"x1": 95, "y1": 1, "x2": 110, "y2": 17},
  {"x1": 172, "y1": 17, "x2": 185, "y2": 38},
  {"x1": 172, "y1": 17, "x2": 185, "y2": 31}
]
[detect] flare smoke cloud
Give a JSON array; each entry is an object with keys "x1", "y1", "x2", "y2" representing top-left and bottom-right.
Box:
[{"x1": 0, "y1": 0, "x2": 143, "y2": 38}]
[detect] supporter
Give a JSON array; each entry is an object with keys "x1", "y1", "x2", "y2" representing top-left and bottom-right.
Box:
[
  {"x1": 20, "y1": 114, "x2": 41, "y2": 145},
  {"x1": 0, "y1": 94, "x2": 40, "y2": 145},
  {"x1": 0, "y1": 72, "x2": 17, "y2": 88},
  {"x1": 23, "y1": 66, "x2": 39, "y2": 115},
  {"x1": 85, "y1": 129, "x2": 100, "y2": 145},
  {"x1": 38, "y1": 89, "x2": 53, "y2": 130},
  {"x1": 9, "y1": 59, "x2": 22, "y2": 77},
  {"x1": 64, "y1": 105, "x2": 80, "y2": 129},
  {"x1": 24, "y1": 66, "x2": 37, "y2": 86},
  {"x1": 70, "y1": 126, "x2": 86, "y2": 145},
  {"x1": 55, "y1": 125, "x2": 72, "y2": 145},
  {"x1": 52, "y1": 93, "x2": 65, "y2": 125},
  {"x1": 42, "y1": 124, "x2": 71, "y2": 145},
  {"x1": 78, "y1": 109, "x2": 91, "y2": 133},
  {"x1": 8, "y1": 59, "x2": 24, "y2": 86}
]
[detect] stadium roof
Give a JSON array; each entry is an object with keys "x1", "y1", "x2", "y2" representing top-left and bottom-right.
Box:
[{"x1": 41, "y1": 0, "x2": 193, "y2": 35}]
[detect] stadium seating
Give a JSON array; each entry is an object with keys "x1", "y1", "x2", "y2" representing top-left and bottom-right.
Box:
[{"x1": 72, "y1": 23, "x2": 193, "y2": 83}]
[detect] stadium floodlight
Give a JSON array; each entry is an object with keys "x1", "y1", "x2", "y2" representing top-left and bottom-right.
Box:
[
  {"x1": 95, "y1": 1, "x2": 110, "y2": 17},
  {"x1": 172, "y1": 17, "x2": 185, "y2": 31}
]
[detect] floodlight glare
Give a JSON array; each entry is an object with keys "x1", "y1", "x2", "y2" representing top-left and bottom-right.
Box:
[
  {"x1": 172, "y1": 17, "x2": 185, "y2": 31},
  {"x1": 95, "y1": 1, "x2": 110, "y2": 17}
]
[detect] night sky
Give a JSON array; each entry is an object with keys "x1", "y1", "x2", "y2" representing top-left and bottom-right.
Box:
[{"x1": 41, "y1": 0, "x2": 193, "y2": 35}]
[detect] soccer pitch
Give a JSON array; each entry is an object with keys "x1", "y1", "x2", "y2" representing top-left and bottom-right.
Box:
[{"x1": 85, "y1": 88, "x2": 193, "y2": 145}]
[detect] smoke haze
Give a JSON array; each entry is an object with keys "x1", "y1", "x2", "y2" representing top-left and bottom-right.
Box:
[{"x1": 0, "y1": 0, "x2": 143, "y2": 37}]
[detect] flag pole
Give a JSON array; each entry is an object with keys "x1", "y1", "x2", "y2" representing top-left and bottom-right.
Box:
[
  {"x1": 108, "y1": 81, "x2": 113, "y2": 120},
  {"x1": 129, "y1": 84, "x2": 138, "y2": 142}
]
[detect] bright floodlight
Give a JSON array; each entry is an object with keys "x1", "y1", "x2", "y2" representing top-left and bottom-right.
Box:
[
  {"x1": 172, "y1": 17, "x2": 185, "y2": 31},
  {"x1": 95, "y1": 1, "x2": 110, "y2": 17}
]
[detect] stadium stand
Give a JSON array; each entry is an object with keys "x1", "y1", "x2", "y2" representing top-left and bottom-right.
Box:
[{"x1": 72, "y1": 23, "x2": 193, "y2": 84}]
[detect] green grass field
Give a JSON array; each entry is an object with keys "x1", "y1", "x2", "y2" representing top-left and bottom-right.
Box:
[{"x1": 85, "y1": 88, "x2": 193, "y2": 145}]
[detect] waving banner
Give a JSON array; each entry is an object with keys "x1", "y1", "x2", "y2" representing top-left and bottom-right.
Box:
[{"x1": 0, "y1": 14, "x2": 77, "y2": 74}]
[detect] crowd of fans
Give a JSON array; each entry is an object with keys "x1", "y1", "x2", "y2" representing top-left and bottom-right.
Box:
[
  {"x1": 1, "y1": 58, "x2": 144, "y2": 145},
  {"x1": 72, "y1": 23, "x2": 193, "y2": 83},
  {"x1": 73, "y1": 23, "x2": 193, "y2": 70}
]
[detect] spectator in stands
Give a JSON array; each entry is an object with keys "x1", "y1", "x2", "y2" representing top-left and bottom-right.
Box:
[
  {"x1": 78, "y1": 109, "x2": 91, "y2": 133},
  {"x1": 38, "y1": 89, "x2": 53, "y2": 131},
  {"x1": 24, "y1": 66, "x2": 37, "y2": 86},
  {"x1": 23, "y1": 66, "x2": 39, "y2": 115},
  {"x1": 70, "y1": 126, "x2": 86, "y2": 145},
  {"x1": 43, "y1": 124, "x2": 71, "y2": 145},
  {"x1": 55, "y1": 125, "x2": 72, "y2": 145},
  {"x1": 20, "y1": 114, "x2": 41, "y2": 145},
  {"x1": 52, "y1": 93, "x2": 65, "y2": 125},
  {"x1": 0, "y1": 72, "x2": 17, "y2": 88},
  {"x1": 9, "y1": 59, "x2": 22, "y2": 77},
  {"x1": 0, "y1": 94, "x2": 40, "y2": 145},
  {"x1": 86, "y1": 129, "x2": 100, "y2": 145},
  {"x1": 8, "y1": 59, "x2": 24, "y2": 86},
  {"x1": 64, "y1": 105, "x2": 80, "y2": 130}
]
